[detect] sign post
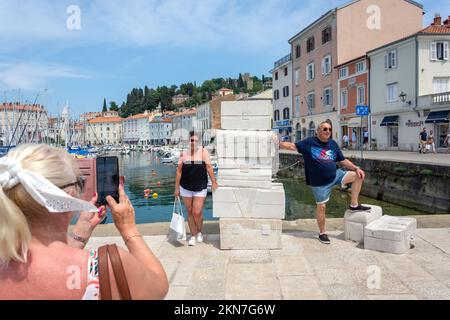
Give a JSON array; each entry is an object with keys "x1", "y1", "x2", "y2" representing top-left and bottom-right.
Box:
[{"x1": 356, "y1": 105, "x2": 370, "y2": 159}]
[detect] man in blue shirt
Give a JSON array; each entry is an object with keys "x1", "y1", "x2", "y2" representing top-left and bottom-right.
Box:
[
  {"x1": 280, "y1": 121, "x2": 370, "y2": 245},
  {"x1": 419, "y1": 127, "x2": 427, "y2": 154}
]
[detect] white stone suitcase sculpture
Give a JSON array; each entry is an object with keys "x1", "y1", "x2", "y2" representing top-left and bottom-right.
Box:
[
  {"x1": 220, "y1": 100, "x2": 272, "y2": 131},
  {"x1": 213, "y1": 184, "x2": 285, "y2": 219},
  {"x1": 344, "y1": 205, "x2": 383, "y2": 243},
  {"x1": 364, "y1": 215, "x2": 417, "y2": 255}
]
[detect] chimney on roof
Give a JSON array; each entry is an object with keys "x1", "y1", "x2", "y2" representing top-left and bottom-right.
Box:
[
  {"x1": 432, "y1": 14, "x2": 442, "y2": 26},
  {"x1": 443, "y1": 16, "x2": 450, "y2": 26}
]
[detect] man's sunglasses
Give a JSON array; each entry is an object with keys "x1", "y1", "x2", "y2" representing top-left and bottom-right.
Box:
[
  {"x1": 59, "y1": 176, "x2": 86, "y2": 191},
  {"x1": 190, "y1": 139, "x2": 197, "y2": 142},
  {"x1": 322, "y1": 128, "x2": 332, "y2": 132}
]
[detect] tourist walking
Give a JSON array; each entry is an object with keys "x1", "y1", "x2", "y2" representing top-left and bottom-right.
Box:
[
  {"x1": 419, "y1": 127, "x2": 428, "y2": 154},
  {"x1": 0, "y1": 144, "x2": 168, "y2": 300},
  {"x1": 175, "y1": 131, "x2": 218, "y2": 246},
  {"x1": 351, "y1": 129, "x2": 357, "y2": 149},
  {"x1": 445, "y1": 131, "x2": 450, "y2": 154},
  {"x1": 427, "y1": 130, "x2": 437, "y2": 154},
  {"x1": 342, "y1": 134, "x2": 349, "y2": 150},
  {"x1": 279, "y1": 121, "x2": 370, "y2": 245},
  {"x1": 363, "y1": 129, "x2": 369, "y2": 150}
]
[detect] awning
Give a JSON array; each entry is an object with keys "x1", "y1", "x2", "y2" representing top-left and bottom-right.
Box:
[
  {"x1": 425, "y1": 110, "x2": 450, "y2": 124},
  {"x1": 347, "y1": 117, "x2": 362, "y2": 128},
  {"x1": 124, "y1": 138, "x2": 139, "y2": 143},
  {"x1": 380, "y1": 116, "x2": 399, "y2": 127}
]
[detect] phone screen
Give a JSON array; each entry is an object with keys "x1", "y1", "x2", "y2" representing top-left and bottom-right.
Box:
[{"x1": 96, "y1": 156, "x2": 119, "y2": 206}]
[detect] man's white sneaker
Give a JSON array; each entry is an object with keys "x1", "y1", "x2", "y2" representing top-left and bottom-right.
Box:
[
  {"x1": 197, "y1": 232, "x2": 204, "y2": 243},
  {"x1": 188, "y1": 236, "x2": 196, "y2": 246}
]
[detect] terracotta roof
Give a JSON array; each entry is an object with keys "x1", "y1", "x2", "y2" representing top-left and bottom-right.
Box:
[
  {"x1": 0, "y1": 103, "x2": 46, "y2": 113},
  {"x1": 125, "y1": 113, "x2": 150, "y2": 120},
  {"x1": 419, "y1": 25, "x2": 450, "y2": 34},
  {"x1": 335, "y1": 55, "x2": 367, "y2": 69},
  {"x1": 173, "y1": 109, "x2": 197, "y2": 117},
  {"x1": 88, "y1": 117, "x2": 122, "y2": 124},
  {"x1": 151, "y1": 118, "x2": 173, "y2": 123}
]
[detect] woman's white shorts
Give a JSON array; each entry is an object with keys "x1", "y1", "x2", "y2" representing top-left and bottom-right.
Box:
[{"x1": 180, "y1": 186, "x2": 207, "y2": 198}]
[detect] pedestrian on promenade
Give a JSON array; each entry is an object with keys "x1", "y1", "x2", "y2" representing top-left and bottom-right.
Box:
[
  {"x1": 445, "y1": 131, "x2": 450, "y2": 154},
  {"x1": 351, "y1": 129, "x2": 357, "y2": 150},
  {"x1": 427, "y1": 130, "x2": 437, "y2": 154},
  {"x1": 175, "y1": 131, "x2": 218, "y2": 246},
  {"x1": 0, "y1": 144, "x2": 168, "y2": 300},
  {"x1": 342, "y1": 134, "x2": 349, "y2": 150},
  {"x1": 363, "y1": 129, "x2": 369, "y2": 150},
  {"x1": 419, "y1": 127, "x2": 428, "y2": 154},
  {"x1": 279, "y1": 121, "x2": 370, "y2": 245}
]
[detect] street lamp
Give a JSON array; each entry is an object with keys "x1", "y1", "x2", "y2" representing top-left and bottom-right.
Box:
[{"x1": 399, "y1": 92, "x2": 411, "y2": 106}]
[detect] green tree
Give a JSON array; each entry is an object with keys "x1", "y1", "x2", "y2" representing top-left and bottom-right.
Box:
[
  {"x1": 109, "y1": 101, "x2": 119, "y2": 111},
  {"x1": 102, "y1": 98, "x2": 107, "y2": 112}
]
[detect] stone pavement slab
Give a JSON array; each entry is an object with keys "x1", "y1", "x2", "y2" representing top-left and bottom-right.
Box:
[{"x1": 87, "y1": 228, "x2": 450, "y2": 300}]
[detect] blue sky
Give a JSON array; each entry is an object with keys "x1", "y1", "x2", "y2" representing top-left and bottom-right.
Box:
[{"x1": 0, "y1": 0, "x2": 445, "y2": 117}]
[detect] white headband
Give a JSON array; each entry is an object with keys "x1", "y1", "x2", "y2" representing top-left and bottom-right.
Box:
[{"x1": 0, "y1": 157, "x2": 98, "y2": 213}]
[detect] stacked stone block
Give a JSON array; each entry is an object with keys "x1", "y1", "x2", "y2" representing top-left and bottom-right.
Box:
[{"x1": 213, "y1": 100, "x2": 285, "y2": 250}]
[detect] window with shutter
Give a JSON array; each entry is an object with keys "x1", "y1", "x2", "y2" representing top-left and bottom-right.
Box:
[
  {"x1": 430, "y1": 42, "x2": 437, "y2": 61},
  {"x1": 295, "y1": 69, "x2": 300, "y2": 86},
  {"x1": 445, "y1": 42, "x2": 449, "y2": 60},
  {"x1": 296, "y1": 45, "x2": 301, "y2": 58},
  {"x1": 295, "y1": 96, "x2": 300, "y2": 117},
  {"x1": 307, "y1": 37, "x2": 315, "y2": 52},
  {"x1": 384, "y1": 54, "x2": 389, "y2": 69},
  {"x1": 390, "y1": 50, "x2": 397, "y2": 68}
]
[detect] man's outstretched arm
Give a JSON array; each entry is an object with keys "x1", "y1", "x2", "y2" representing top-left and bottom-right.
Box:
[{"x1": 279, "y1": 142, "x2": 298, "y2": 152}]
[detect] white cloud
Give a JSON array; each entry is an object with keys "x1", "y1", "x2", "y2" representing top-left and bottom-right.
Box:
[
  {"x1": 0, "y1": 63, "x2": 92, "y2": 90},
  {"x1": 0, "y1": 0, "x2": 330, "y2": 55}
]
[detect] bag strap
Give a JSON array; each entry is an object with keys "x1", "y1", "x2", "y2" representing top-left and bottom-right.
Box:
[
  {"x1": 99, "y1": 245, "x2": 112, "y2": 300},
  {"x1": 107, "y1": 244, "x2": 132, "y2": 300},
  {"x1": 176, "y1": 196, "x2": 184, "y2": 218}
]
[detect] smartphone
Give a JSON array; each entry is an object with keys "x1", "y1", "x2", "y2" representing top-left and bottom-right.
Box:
[{"x1": 96, "y1": 156, "x2": 120, "y2": 206}]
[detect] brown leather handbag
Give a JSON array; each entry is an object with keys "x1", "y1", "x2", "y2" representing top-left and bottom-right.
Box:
[{"x1": 98, "y1": 244, "x2": 132, "y2": 300}]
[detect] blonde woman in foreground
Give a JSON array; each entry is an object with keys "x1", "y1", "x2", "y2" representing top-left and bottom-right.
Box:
[{"x1": 0, "y1": 144, "x2": 168, "y2": 300}]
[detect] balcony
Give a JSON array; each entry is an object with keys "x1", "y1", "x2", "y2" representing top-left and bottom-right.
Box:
[
  {"x1": 274, "y1": 53, "x2": 292, "y2": 69},
  {"x1": 418, "y1": 91, "x2": 450, "y2": 110},
  {"x1": 431, "y1": 92, "x2": 450, "y2": 105}
]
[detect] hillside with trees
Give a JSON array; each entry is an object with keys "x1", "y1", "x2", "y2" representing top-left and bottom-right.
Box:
[{"x1": 105, "y1": 73, "x2": 271, "y2": 118}]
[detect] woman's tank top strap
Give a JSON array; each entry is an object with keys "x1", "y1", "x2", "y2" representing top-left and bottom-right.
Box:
[{"x1": 81, "y1": 248, "x2": 100, "y2": 300}]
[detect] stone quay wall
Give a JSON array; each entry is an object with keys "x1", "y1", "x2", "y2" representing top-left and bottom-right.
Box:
[{"x1": 278, "y1": 153, "x2": 450, "y2": 214}]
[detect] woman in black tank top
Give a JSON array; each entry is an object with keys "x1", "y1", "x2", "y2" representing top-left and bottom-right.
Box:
[{"x1": 175, "y1": 131, "x2": 218, "y2": 246}]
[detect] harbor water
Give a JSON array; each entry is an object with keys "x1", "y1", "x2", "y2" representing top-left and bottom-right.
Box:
[{"x1": 101, "y1": 152, "x2": 429, "y2": 224}]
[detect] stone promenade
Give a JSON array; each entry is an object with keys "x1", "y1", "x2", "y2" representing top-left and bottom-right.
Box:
[
  {"x1": 281, "y1": 149, "x2": 450, "y2": 166},
  {"x1": 87, "y1": 225, "x2": 450, "y2": 300}
]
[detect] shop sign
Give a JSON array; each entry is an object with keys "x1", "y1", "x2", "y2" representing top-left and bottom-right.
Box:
[{"x1": 405, "y1": 120, "x2": 424, "y2": 127}]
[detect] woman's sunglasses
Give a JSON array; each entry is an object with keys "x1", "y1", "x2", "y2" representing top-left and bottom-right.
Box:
[
  {"x1": 322, "y1": 128, "x2": 332, "y2": 132},
  {"x1": 59, "y1": 176, "x2": 86, "y2": 191}
]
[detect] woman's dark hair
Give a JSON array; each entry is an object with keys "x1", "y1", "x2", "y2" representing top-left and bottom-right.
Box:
[{"x1": 189, "y1": 131, "x2": 199, "y2": 138}]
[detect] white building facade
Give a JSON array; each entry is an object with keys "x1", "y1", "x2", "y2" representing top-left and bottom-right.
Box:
[
  {"x1": 123, "y1": 112, "x2": 151, "y2": 146},
  {"x1": 0, "y1": 103, "x2": 48, "y2": 146},
  {"x1": 196, "y1": 102, "x2": 211, "y2": 145},
  {"x1": 150, "y1": 118, "x2": 172, "y2": 145},
  {"x1": 369, "y1": 16, "x2": 450, "y2": 151},
  {"x1": 86, "y1": 116, "x2": 123, "y2": 146},
  {"x1": 271, "y1": 54, "x2": 294, "y2": 142}
]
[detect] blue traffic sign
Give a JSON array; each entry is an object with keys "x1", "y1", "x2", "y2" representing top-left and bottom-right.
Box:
[{"x1": 356, "y1": 105, "x2": 370, "y2": 116}]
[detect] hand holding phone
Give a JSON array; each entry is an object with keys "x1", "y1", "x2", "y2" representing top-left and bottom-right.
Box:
[{"x1": 96, "y1": 156, "x2": 120, "y2": 206}]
